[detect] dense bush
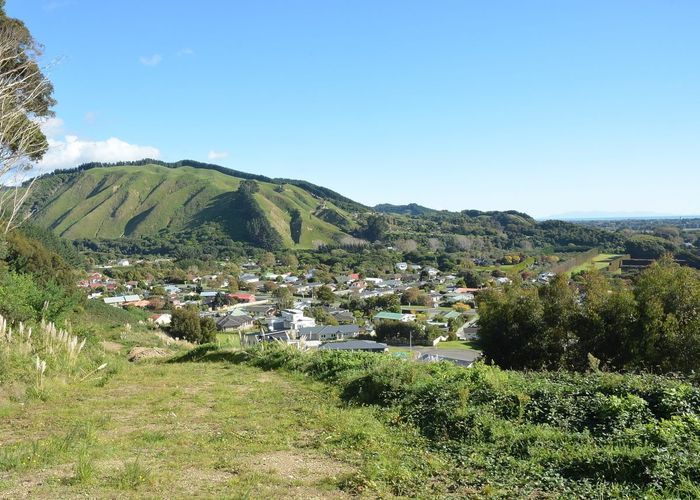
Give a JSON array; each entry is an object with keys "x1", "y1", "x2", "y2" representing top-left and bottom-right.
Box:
[
  {"x1": 3, "y1": 230, "x2": 76, "y2": 287},
  {"x1": 625, "y1": 234, "x2": 677, "y2": 259},
  {"x1": 0, "y1": 271, "x2": 80, "y2": 325},
  {"x1": 226, "y1": 345, "x2": 700, "y2": 496},
  {"x1": 169, "y1": 307, "x2": 217, "y2": 344},
  {"x1": 375, "y1": 320, "x2": 440, "y2": 346},
  {"x1": 0, "y1": 229, "x2": 83, "y2": 325},
  {"x1": 479, "y1": 258, "x2": 700, "y2": 373}
]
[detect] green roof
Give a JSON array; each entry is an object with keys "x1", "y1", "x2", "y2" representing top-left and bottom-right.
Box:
[{"x1": 373, "y1": 311, "x2": 405, "y2": 321}]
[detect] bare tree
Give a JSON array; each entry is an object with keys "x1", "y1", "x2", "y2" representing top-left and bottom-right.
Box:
[{"x1": 0, "y1": 12, "x2": 55, "y2": 233}]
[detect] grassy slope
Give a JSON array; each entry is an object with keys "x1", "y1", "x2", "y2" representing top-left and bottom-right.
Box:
[
  {"x1": 0, "y1": 358, "x2": 445, "y2": 498},
  {"x1": 31, "y1": 164, "x2": 353, "y2": 249},
  {"x1": 568, "y1": 253, "x2": 625, "y2": 275},
  {"x1": 0, "y1": 301, "x2": 441, "y2": 498}
]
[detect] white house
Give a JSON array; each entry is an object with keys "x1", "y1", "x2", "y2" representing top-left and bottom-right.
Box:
[
  {"x1": 425, "y1": 267, "x2": 439, "y2": 277},
  {"x1": 117, "y1": 259, "x2": 130, "y2": 267},
  {"x1": 240, "y1": 273, "x2": 260, "y2": 284},
  {"x1": 103, "y1": 294, "x2": 141, "y2": 307},
  {"x1": 150, "y1": 313, "x2": 172, "y2": 326},
  {"x1": 395, "y1": 262, "x2": 408, "y2": 272},
  {"x1": 282, "y1": 309, "x2": 316, "y2": 330},
  {"x1": 364, "y1": 277, "x2": 383, "y2": 285}
]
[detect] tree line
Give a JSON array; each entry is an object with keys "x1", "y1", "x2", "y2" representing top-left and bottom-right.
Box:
[{"x1": 478, "y1": 257, "x2": 700, "y2": 374}]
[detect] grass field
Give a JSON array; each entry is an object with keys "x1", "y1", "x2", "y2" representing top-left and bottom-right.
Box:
[
  {"x1": 434, "y1": 339, "x2": 481, "y2": 350},
  {"x1": 0, "y1": 357, "x2": 447, "y2": 498},
  {"x1": 388, "y1": 339, "x2": 481, "y2": 352},
  {"x1": 568, "y1": 253, "x2": 624, "y2": 275}
]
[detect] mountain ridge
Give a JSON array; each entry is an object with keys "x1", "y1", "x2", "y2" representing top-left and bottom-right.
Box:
[
  {"x1": 24, "y1": 159, "x2": 622, "y2": 254},
  {"x1": 25, "y1": 161, "x2": 363, "y2": 250}
]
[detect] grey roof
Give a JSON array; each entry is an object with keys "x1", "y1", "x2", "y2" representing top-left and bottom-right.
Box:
[
  {"x1": 216, "y1": 314, "x2": 254, "y2": 330},
  {"x1": 298, "y1": 325, "x2": 360, "y2": 337},
  {"x1": 319, "y1": 340, "x2": 387, "y2": 351},
  {"x1": 244, "y1": 304, "x2": 276, "y2": 313}
]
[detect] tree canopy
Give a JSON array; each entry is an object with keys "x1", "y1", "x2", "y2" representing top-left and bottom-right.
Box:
[{"x1": 478, "y1": 259, "x2": 700, "y2": 374}]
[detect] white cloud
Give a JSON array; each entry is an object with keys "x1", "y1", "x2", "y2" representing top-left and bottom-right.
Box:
[
  {"x1": 207, "y1": 150, "x2": 229, "y2": 160},
  {"x1": 39, "y1": 117, "x2": 65, "y2": 137},
  {"x1": 139, "y1": 54, "x2": 162, "y2": 66},
  {"x1": 177, "y1": 48, "x2": 194, "y2": 56},
  {"x1": 37, "y1": 135, "x2": 160, "y2": 172}
]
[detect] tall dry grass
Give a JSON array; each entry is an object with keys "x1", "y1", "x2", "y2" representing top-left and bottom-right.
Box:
[{"x1": 0, "y1": 314, "x2": 106, "y2": 398}]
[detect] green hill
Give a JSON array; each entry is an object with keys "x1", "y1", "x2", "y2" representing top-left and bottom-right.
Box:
[
  {"x1": 26, "y1": 161, "x2": 361, "y2": 250},
  {"x1": 374, "y1": 203, "x2": 439, "y2": 216},
  {"x1": 23, "y1": 160, "x2": 623, "y2": 255}
]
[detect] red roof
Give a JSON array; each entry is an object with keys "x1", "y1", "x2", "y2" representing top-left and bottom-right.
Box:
[{"x1": 229, "y1": 293, "x2": 256, "y2": 301}]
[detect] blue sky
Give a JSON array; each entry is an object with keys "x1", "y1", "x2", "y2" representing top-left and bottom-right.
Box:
[{"x1": 7, "y1": 0, "x2": 700, "y2": 218}]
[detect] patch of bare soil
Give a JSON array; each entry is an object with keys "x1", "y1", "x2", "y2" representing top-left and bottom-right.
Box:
[
  {"x1": 244, "y1": 450, "x2": 352, "y2": 483},
  {"x1": 127, "y1": 347, "x2": 170, "y2": 362},
  {"x1": 154, "y1": 331, "x2": 193, "y2": 347},
  {"x1": 0, "y1": 464, "x2": 72, "y2": 499}
]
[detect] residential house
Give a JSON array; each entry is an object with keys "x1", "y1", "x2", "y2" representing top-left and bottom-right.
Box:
[
  {"x1": 428, "y1": 291, "x2": 442, "y2": 307},
  {"x1": 229, "y1": 292, "x2": 256, "y2": 304},
  {"x1": 216, "y1": 314, "x2": 254, "y2": 332},
  {"x1": 241, "y1": 330, "x2": 291, "y2": 346},
  {"x1": 364, "y1": 277, "x2": 384, "y2": 286},
  {"x1": 349, "y1": 280, "x2": 366, "y2": 292},
  {"x1": 381, "y1": 279, "x2": 403, "y2": 288},
  {"x1": 395, "y1": 262, "x2": 408, "y2": 272},
  {"x1": 103, "y1": 296, "x2": 125, "y2": 306},
  {"x1": 373, "y1": 311, "x2": 417, "y2": 323},
  {"x1": 200, "y1": 291, "x2": 219, "y2": 306},
  {"x1": 268, "y1": 309, "x2": 316, "y2": 332},
  {"x1": 298, "y1": 325, "x2": 360, "y2": 341},
  {"x1": 164, "y1": 284, "x2": 182, "y2": 294},
  {"x1": 244, "y1": 304, "x2": 278, "y2": 318},
  {"x1": 103, "y1": 294, "x2": 142, "y2": 307},
  {"x1": 149, "y1": 313, "x2": 172, "y2": 326},
  {"x1": 445, "y1": 293, "x2": 475, "y2": 304},
  {"x1": 425, "y1": 267, "x2": 439, "y2": 277},
  {"x1": 322, "y1": 306, "x2": 355, "y2": 324},
  {"x1": 443, "y1": 310, "x2": 462, "y2": 321}
]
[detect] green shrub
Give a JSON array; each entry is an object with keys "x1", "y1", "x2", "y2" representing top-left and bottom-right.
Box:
[{"x1": 207, "y1": 344, "x2": 700, "y2": 495}]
